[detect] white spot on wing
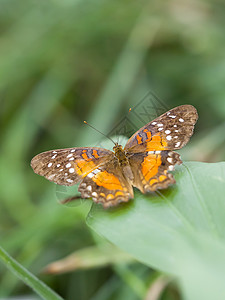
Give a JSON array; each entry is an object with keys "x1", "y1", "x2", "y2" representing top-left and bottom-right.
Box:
[
  {"x1": 66, "y1": 163, "x2": 71, "y2": 168},
  {"x1": 87, "y1": 169, "x2": 101, "y2": 178},
  {"x1": 152, "y1": 122, "x2": 157, "y2": 125},
  {"x1": 67, "y1": 179, "x2": 74, "y2": 183},
  {"x1": 48, "y1": 163, "x2": 53, "y2": 167},
  {"x1": 155, "y1": 151, "x2": 161, "y2": 154},
  {"x1": 67, "y1": 154, "x2": 73, "y2": 158},
  {"x1": 69, "y1": 157, "x2": 74, "y2": 161},
  {"x1": 147, "y1": 151, "x2": 155, "y2": 155},
  {"x1": 175, "y1": 141, "x2": 181, "y2": 147},
  {"x1": 70, "y1": 149, "x2": 76, "y2": 152},
  {"x1": 93, "y1": 169, "x2": 101, "y2": 175},
  {"x1": 87, "y1": 172, "x2": 94, "y2": 178},
  {"x1": 174, "y1": 125, "x2": 177, "y2": 127},
  {"x1": 165, "y1": 130, "x2": 171, "y2": 134},
  {"x1": 167, "y1": 157, "x2": 173, "y2": 163},
  {"x1": 168, "y1": 165, "x2": 175, "y2": 171},
  {"x1": 157, "y1": 123, "x2": 163, "y2": 127},
  {"x1": 92, "y1": 192, "x2": 97, "y2": 197},
  {"x1": 87, "y1": 186, "x2": 92, "y2": 192},
  {"x1": 179, "y1": 118, "x2": 184, "y2": 122},
  {"x1": 52, "y1": 151, "x2": 57, "y2": 154},
  {"x1": 51, "y1": 155, "x2": 57, "y2": 159},
  {"x1": 166, "y1": 135, "x2": 172, "y2": 140},
  {"x1": 158, "y1": 127, "x2": 163, "y2": 131},
  {"x1": 169, "y1": 115, "x2": 176, "y2": 118},
  {"x1": 57, "y1": 164, "x2": 61, "y2": 167},
  {"x1": 69, "y1": 168, "x2": 74, "y2": 173}
]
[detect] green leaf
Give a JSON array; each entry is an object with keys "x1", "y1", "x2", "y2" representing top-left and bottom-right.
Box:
[
  {"x1": 87, "y1": 161, "x2": 225, "y2": 300},
  {"x1": 0, "y1": 246, "x2": 63, "y2": 300}
]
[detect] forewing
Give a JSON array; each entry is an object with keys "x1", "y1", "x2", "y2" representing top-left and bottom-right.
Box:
[
  {"x1": 128, "y1": 150, "x2": 182, "y2": 193},
  {"x1": 125, "y1": 105, "x2": 198, "y2": 152},
  {"x1": 30, "y1": 147, "x2": 113, "y2": 186},
  {"x1": 78, "y1": 159, "x2": 134, "y2": 208}
]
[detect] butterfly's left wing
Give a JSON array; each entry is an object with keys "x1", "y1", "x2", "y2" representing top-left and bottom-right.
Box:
[
  {"x1": 31, "y1": 147, "x2": 133, "y2": 207},
  {"x1": 31, "y1": 147, "x2": 113, "y2": 186}
]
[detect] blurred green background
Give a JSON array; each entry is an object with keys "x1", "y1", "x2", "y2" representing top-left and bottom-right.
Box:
[{"x1": 0, "y1": 0, "x2": 225, "y2": 299}]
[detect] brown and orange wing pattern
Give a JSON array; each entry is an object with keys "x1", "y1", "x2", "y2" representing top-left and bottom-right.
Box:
[
  {"x1": 31, "y1": 105, "x2": 198, "y2": 206},
  {"x1": 31, "y1": 147, "x2": 113, "y2": 186},
  {"x1": 125, "y1": 105, "x2": 197, "y2": 193},
  {"x1": 125, "y1": 105, "x2": 198, "y2": 153},
  {"x1": 31, "y1": 147, "x2": 133, "y2": 207},
  {"x1": 78, "y1": 159, "x2": 133, "y2": 208},
  {"x1": 128, "y1": 150, "x2": 182, "y2": 193}
]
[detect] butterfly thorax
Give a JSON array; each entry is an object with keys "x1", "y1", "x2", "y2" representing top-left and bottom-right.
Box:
[
  {"x1": 113, "y1": 143, "x2": 134, "y2": 182},
  {"x1": 113, "y1": 144, "x2": 127, "y2": 165}
]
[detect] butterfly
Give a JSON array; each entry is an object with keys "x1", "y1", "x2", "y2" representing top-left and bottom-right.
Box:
[{"x1": 31, "y1": 105, "x2": 198, "y2": 208}]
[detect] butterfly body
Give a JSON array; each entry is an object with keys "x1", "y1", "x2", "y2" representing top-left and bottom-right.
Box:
[
  {"x1": 114, "y1": 144, "x2": 128, "y2": 166},
  {"x1": 31, "y1": 105, "x2": 198, "y2": 208},
  {"x1": 113, "y1": 143, "x2": 134, "y2": 182}
]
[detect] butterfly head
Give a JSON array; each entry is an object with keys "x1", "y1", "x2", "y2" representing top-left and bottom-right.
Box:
[{"x1": 113, "y1": 142, "x2": 122, "y2": 152}]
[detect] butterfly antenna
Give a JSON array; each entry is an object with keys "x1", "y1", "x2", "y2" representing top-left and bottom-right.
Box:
[{"x1": 84, "y1": 121, "x2": 116, "y2": 145}]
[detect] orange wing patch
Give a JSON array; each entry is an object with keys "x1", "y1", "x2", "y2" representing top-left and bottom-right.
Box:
[
  {"x1": 75, "y1": 160, "x2": 97, "y2": 177},
  {"x1": 149, "y1": 174, "x2": 168, "y2": 187},
  {"x1": 143, "y1": 129, "x2": 152, "y2": 142},
  {"x1": 92, "y1": 149, "x2": 100, "y2": 159},
  {"x1": 136, "y1": 134, "x2": 143, "y2": 144},
  {"x1": 159, "y1": 175, "x2": 167, "y2": 181},
  {"x1": 141, "y1": 154, "x2": 162, "y2": 182},
  {"x1": 81, "y1": 150, "x2": 92, "y2": 161},
  {"x1": 92, "y1": 170, "x2": 127, "y2": 191},
  {"x1": 78, "y1": 168, "x2": 133, "y2": 208},
  {"x1": 145, "y1": 134, "x2": 168, "y2": 151},
  {"x1": 140, "y1": 152, "x2": 181, "y2": 192},
  {"x1": 129, "y1": 151, "x2": 182, "y2": 193}
]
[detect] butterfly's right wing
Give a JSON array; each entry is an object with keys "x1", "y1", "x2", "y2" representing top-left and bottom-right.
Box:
[
  {"x1": 125, "y1": 105, "x2": 198, "y2": 153},
  {"x1": 125, "y1": 105, "x2": 198, "y2": 193},
  {"x1": 30, "y1": 147, "x2": 113, "y2": 186}
]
